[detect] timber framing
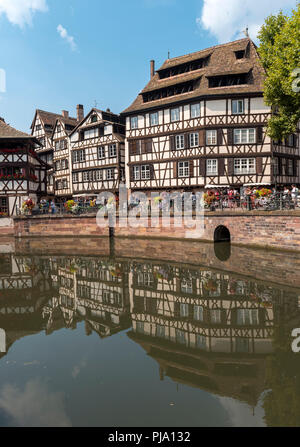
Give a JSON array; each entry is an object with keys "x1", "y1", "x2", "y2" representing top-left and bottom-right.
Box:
[{"x1": 122, "y1": 38, "x2": 300, "y2": 193}]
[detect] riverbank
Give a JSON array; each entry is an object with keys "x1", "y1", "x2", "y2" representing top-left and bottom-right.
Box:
[
  {"x1": 7, "y1": 236, "x2": 300, "y2": 290},
  {"x1": 11, "y1": 210, "x2": 300, "y2": 252}
]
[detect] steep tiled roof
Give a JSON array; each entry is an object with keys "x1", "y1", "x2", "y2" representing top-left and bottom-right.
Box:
[
  {"x1": 0, "y1": 119, "x2": 34, "y2": 139},
  {"x1": 31, "y1": 109, "x2": 77, "y2": 133},
  {"x1": 122, "y1": 38, "x2": 265, "y2": 114}
]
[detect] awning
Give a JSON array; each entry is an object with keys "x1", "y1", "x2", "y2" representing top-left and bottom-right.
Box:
[
  {"x1": 243, "y1": 183, "x2": 271, "y2": 187},
  {"x1": 205, "y1": 185, "x2": 230, "y2": 189},
  {"x1": 73, "y1": 194, "x2": 97, "y2": 198}
]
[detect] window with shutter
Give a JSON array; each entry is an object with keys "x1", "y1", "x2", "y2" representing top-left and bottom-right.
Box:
[
  {"x1": 199, "y1": 158, "x2": 206, "y2": 176},
  {"x1": 146, "y1": 139, "x2": 152, "y2": 153},
  {"x1": 199, "y1": 129, "x2": 205, "y2": 146},
  {"x1": 189, "y1": 160, "x2": 194, "y2": 177},
  {"x1": 218, "y1": 158, "x2": 225, "y2": 176},
  {"x1": 257, "y1": 127, "x2": 263, "y2": 144},
  {"x1": 227, "y1": 158, "x2": 234, "y2": 175},
  {"x1": 227, "y1": 128, "x2": 233, "y2": 145},
  {"x1": 170, "y1": 135, "x2": 176, "y2": 151},
  {"x1": 217, "y1": 129, "x2": 223, "y2": 146},
  {"x1": 173, "y1": 161, "x2": 178, "y2": 178},
  {"x1": 256, "y1": 157, "x2": 263, "y2": 174}
]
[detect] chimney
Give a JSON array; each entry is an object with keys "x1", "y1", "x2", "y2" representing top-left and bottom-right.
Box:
[
  {"x1": 150, "y1": 60, "x2": 155, "y2": 79},
  {"x1": 62, "y1": 110, "x2": 69, "y2": 119},
  {"x1": 76, "y1": 104, "x2": 84, "y2": 122}
]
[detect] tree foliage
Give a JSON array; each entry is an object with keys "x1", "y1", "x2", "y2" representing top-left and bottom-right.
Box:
[{"x1": 257, "y1": 5, "x2": 300, "y2": 140}]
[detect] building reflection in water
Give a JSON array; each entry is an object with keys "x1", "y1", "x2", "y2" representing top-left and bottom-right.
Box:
[{"x1": 0, "y1": 249, "x2": 300, "y2": 426}]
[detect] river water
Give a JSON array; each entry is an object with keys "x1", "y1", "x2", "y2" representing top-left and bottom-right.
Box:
[{"x1": 0, "y1": 237, "x2": 300, "y2": 427}]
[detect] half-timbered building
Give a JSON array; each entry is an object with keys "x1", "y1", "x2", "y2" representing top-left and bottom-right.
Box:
[
  {"x1": 122, "y1": 38, "x2": 300, "y2": 195},
  {"x1": 52, "y1": 112, "x2": 77, "y2": 201},
  {"x1": 69, "y1": 108, "x2": 126, "y2": 199},
  {"x1": 127, "y1": 259, "x2": 300, "y2": 405},
  {"x1": 0, "y1": 118, "x2": 49, "y2": 216},
  {"x1": 30, "y1": 108, "x2": 78, "y2": 197}
]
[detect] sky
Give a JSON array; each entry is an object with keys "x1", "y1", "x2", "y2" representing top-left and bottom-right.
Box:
[{"x1": 0, "y1": 0, "x2": 298, "y2": 132}]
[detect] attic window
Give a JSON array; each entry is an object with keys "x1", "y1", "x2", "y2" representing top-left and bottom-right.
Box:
[
  {"x1": 158, "y1": 56, "x2": 210, "y2": 79},
  {"x1": 208, "y1": 73, "x2": 249, "y2": 88},
  {"x1": 142, "y1": 80, "x2": 195, "y2": 103},
  {"x1": 235, "y1": 50, "x2": 245, "y2": 59},
  {"x1": 91, "y1": 115, "x2": 98, "y2": 123}
]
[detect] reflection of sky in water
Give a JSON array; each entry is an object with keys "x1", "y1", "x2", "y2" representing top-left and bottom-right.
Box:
[
  {"x1": 0, "y1": 247, "x2": 299, "y2": 427},
  {"x1": 0, "y1": 324, "x2": 233, "y2": 427},
  {"x1": 0, "y1": 379, "x2": 71, "y2": 427}
]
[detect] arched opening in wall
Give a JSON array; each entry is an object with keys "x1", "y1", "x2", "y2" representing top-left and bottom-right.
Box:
[{"x1": 214, "y1": 225, "x2": 231, "y2": 243}]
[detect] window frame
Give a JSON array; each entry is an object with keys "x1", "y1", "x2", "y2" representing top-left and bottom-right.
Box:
[
  {"x1": 232, "y1": 99, "x2": 245, "y2": 115},
  {"x1": 109, "y1": 144, "x2": 117, "y2": 158},
  {"x1": 234, "y1": 128, "x2": 256, "y2": 144},
  {"x1": 234, "y1": 158, "x2": 256, "y2": 175},
  {"x1": 150, "y1": 112, "x2": 159, "y2": 126},
  {"x1": 191, "y1": 103, "x2": 201, "y2": 118},
  {"x1": 175, "y1": 134, "x2": 185, "y2": 150},
  {"x1": 190, "y1": 132, "x2": 199, "y2": 148},
  {"x1": 131, "y1": 116, "x2": 138, "y2": 129},
  {"x1": 170, "y1": 107, "x2": 180, "y2": 122},
  {"x1": 206, "y1": 159, "x2": 218, "y2": 176},
  {"x1": 206, "y1": 129, "x2": 217, "y2": 146},
  {"x1": 178, "y1": 161, "x2": 190, "y2": 178}
]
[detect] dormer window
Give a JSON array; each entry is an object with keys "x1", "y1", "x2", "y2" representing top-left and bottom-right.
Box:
[
  {"x1": 235, "y1": 50, "x2": 245, "y2": 60},
  {"x1": 57, "y1": 125, "x2": 61, "y2": 133},
  {"x1": 91, "y1": 115, "x2": 98, "y2": 123}
]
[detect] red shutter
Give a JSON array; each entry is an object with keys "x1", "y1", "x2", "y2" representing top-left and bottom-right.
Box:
[
  {"x1": 218, "y1": 158, "x2": 225, "y2": 176},
  {"x1": 170, "y1": 135, "x2": 176, "y2": 151},
  {"x1": 199, "y1": 158, "x2": 206, "y2": 176},
  {"x1": 256, "y1": 157, "x2": 263, "y2": 175},
  {"x1": 189, "y1": 160, "x2": 194, "y2": 177},
  {"x1": 227, "y1": 158, "x2": 234, "y2": 175}
]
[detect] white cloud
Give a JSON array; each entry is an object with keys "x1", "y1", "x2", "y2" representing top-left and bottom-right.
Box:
[
  {"x1": 57, "y1": 24, "x2": 77, "y2": 51},
  {"x1": 218, "y1": 396, "x2": 266, "y2": 427},
  {"x1": 0, "y1": 379, "x2": 72, "y2": 427},
  {"x1": 197, "y1": 0, "x2": 298, "y2": 43},
  {"x1": 0, "y1": 0, "x2": 48, "y2": 28}
]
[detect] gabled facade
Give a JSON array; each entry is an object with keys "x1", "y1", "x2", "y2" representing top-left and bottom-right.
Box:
[
  {"x1": 52, "y1": 114, "x2": 77, "y2": 200},
  {"x1": 122, "y1": 38, "x2": 300, "y2": 194},
  {"x1": 69, "y1": 108, "x2": 126, "y2": 198},
  {"x1": 30, "y1": 108, "x2": 78, "y2": 196},
  {"x1": 0, "y1": 118, "x2": 49, "y2": 216}
]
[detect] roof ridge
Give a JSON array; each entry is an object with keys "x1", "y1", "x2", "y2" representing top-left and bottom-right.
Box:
[{"x1": 163, "y1": 37, "x2": 251, "y2": 65}]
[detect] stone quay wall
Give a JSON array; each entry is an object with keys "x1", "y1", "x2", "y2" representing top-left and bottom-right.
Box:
[
  {"x1": 0, "y1": 218, "x2": 14, "y2": 236},
  {"x1": 13, "y1": 237, "x2": 300, "y2": 290},
  {"x1": 11, "y1": 210, "x2": 300, "y2": 252}
]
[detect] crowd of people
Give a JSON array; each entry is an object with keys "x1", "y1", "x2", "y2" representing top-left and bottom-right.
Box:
[
  {"x1": 204, "y1": 185, "x2": 299, "y2": 209},
  {"x1": 32, "y1": 184, "x2": 299, "y2": 216}
]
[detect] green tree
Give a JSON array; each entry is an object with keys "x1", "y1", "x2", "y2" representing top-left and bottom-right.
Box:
[{"x1": 257, "y1": 5, "x2": 300, "y2": 140}]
